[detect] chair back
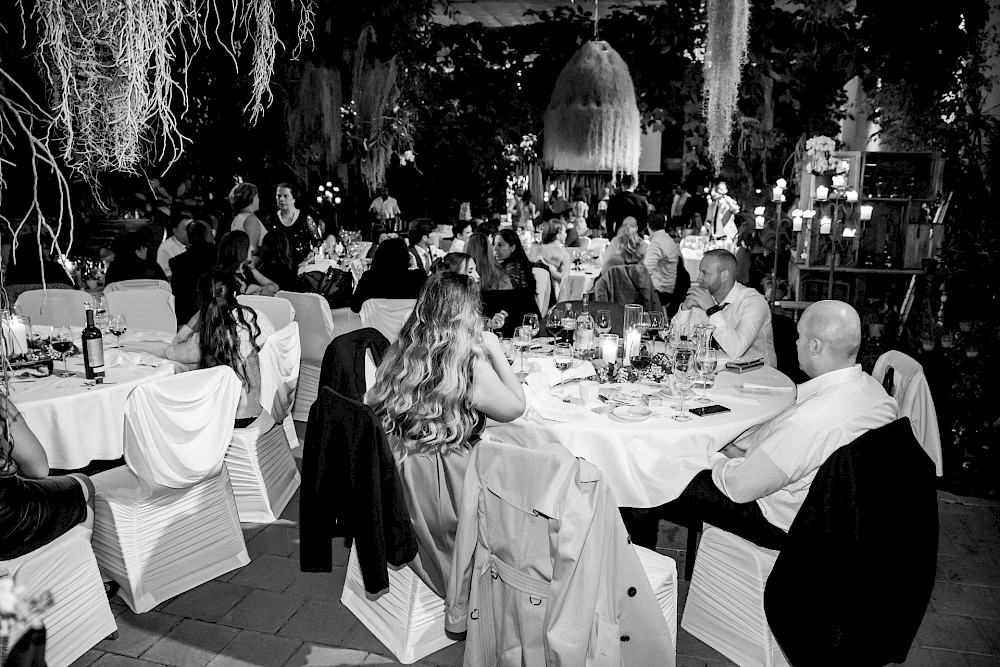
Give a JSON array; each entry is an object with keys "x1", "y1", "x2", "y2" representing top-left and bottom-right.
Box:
[
  {"x1": 531, "y1": 267, "x2": 551, "y2": 316},
  {"x1": 105, "y1": 289, "x2": 177, "y2": 333},
  {"x1": 574, "y1": 236, "x2": 592, "y2": 251},
  {"x1": 588, "y1": 238, "x2": 609, "y2": 254},
  {"x1": 595, "y1": 263, "x2": 661, "y2": 311},
  {"x1": 872, "y1": 351, "x2": 943, "y2": 476},
  {"x1": 104, "y1": 279, "x2": 170, "y2": 293},
  {"x1": 14, "y1": 289, "x2": 94, "y2": 326},
  {"x1": 277, "y1": 291, "x2": 336, "y2": 364},
  {"x1": 123, "y1": 366, "x2": 241, "y2": 492},
  {"x1": 359, "y1": 298, "x2": 416, "y2": 344},
  {"x1": 258, "y1": 322, "x2": 301, "y2": 423},
  {"x1": 237, "y1": 294, "x2": 295, "y2": 329},
  {"x1": 544, "y1": 300, "x2": 625, "y2": 336}
]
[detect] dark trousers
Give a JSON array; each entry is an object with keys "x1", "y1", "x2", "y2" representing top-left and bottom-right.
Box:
[{"x1": 621, "y1": 470, "x2": 788, "y2": 551}]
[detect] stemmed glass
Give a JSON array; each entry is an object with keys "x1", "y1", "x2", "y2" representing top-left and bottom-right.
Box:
[
  {"x1": 109, "y1": 313, "x2": 127, "y2": 350},
  {"x1": 694, "y1": 347, "x2": 718, "y2": 404},
  {"x1": 523, "y1": 314, "x2": 539, "y2": 341},
  {"x1": 560, "y1": 307, "x2": 577, "y2": 345},
  {"x1": 595, "y1": 310, "x2": 612, "y2": 336},
  {"x1": 50, "y1": 326, "x2": 74, "y2": 378},
  {"x1": 500, "y1": 339, "x2": 515, "y2": 366},
  {"x1": 553, "y1": 342, "x2": 574, "y2": 385},
  {"x1": 671, "y1": 347, "x2": 694, "y2": 421},
  {"x1": 647, "y1": 311, "x2": 664, "y2": 354},
  {"x1": 513, "y1": 326, "x2": 532, "y2": 381},
  {"x1": 547, "y1": 306, "x2": 564, "y2": 350}
]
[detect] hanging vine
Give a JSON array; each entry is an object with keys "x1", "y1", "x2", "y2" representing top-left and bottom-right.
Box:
[{"x1": 703, "y1": 0, "x2": 751, "y2": 171}]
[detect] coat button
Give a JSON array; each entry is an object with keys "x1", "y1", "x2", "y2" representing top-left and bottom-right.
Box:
[
  {"x1": 620, "y1": 635, "x2": 630, "y2": 642},
  {"x1": 627, "y1": 587, "x2": 637, "y2": 597}
]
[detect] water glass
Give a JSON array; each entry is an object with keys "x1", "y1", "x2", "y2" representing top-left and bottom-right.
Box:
[
  {"x1": 672, "y1": 347, "x2": 694, "y2": 421},
  {"x1": 513, "y1": 326, "x2": 532, "y2": 379},
  {"x1": 595, "y1": 310, "x2": 611, "y2": 336},
  {"x1": 694, "y1": 347, "x2": 717, "y2": 404}
]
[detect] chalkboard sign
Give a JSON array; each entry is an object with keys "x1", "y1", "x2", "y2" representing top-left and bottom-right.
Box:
[{"x1": 862, "y1": 152, "x2": 942, "y2": 200}]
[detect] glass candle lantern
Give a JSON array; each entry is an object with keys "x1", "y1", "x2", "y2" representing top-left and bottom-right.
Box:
[{"x1": 600, "y1": 334, "x2": 619, "y2": 365}]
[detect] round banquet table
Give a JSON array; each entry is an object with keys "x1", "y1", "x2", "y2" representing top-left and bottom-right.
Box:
[
  {"x1": 485, "y1": 363, "x2": 796, "y2": 508},
  {"x1": 680, "y1": 248, "x2": 703, "y2": 277},
  {"x1": 9, "y1": 327, "x2": 177, "y2": 469},
  {"x1": 560, "y1": 266, "x2": 600, "y2": 302}
]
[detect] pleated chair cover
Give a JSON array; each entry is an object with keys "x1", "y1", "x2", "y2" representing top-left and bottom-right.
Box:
[
  {"x1": 330, "y1": 307, "x2": 363, "y2": 337},
  {"x1": 14, "y1": 289, "x2": 94, "y2": 326},
  {"x1": 635, "y1": 545, "x2": 679, "y2": 653},
  {"x1": 277, "y1": 292, "x2": 336, "y2": 422},
  {"x1": 91, "y1": 367, "x2": 249, "y2": 613},
  {"x1": 105, "y1": 290, "x2": 177, "y2": 334},
  {"x1": 258, "y1": 322, "x2": 302, "y2": 448},
  {"x1": 237, "y1": 294, "x2": 296, "y2": 330},
  {"x1": 0, "y1": 525, "x2": 117, "y2": 667},
  {"x1": 103, "y1": 279, "x2": 171, "y2": 293},
  {"x1": 681, "y1": 526, "x2": 789, "y2": 667},
  {"x1": 224, "y1": 323, "x2": 302, "y2": 522},
  {"x1": 359, "y1": 298, "x2": 416, "y2": 344},
  {"x1": 341, "y1": 545, "x2": 456, "y2": 664},
  {"x1": 532, "y1": 266, "x2": 551, "y2": 315}
]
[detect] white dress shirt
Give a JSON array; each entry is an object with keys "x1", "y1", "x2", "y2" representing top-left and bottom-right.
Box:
[
  {"x1": 369, "y1": 196, "x2": 400, "y2": 220},
  {"x1": 683, "y1": 281, "x2": 776, "y2": 365},
  {"x1": 156, "y1": 236, "x2": 186, "y2": 279},
  {"x1": 643, "y1": 229, "x2": 679, "y2": 294},
  {"x1": 709, "y1": 364, "x2": 898, "y2": 531}
]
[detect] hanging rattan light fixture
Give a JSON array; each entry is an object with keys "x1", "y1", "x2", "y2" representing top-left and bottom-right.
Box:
[{"x1": 542, "y1": 40, "x2": 641, "y2": 180}]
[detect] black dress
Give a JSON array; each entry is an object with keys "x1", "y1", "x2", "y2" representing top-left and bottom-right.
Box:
[
  {"x1": 263, "y1": 210, "x2": 322, "y2": 265},
  {"x1": 0, "y1": 471, "x2": 87, "y2": 559},
  {"x1": 350, "y1": 269, "x2": 427, "y2": 313},
  {"x1": 257, "y1": 260, "x2": 298, "y2": 292}
]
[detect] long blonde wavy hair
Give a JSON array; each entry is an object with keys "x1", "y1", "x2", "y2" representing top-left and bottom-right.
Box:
[
  {"x1": 617, "y1": 217, "x2": 645, "y2": 263},
  {"x1": 366, "y1": 272, "x2": 485, "y2": 457}
]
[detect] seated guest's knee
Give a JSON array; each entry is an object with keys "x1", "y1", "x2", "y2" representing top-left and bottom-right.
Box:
[{"x1": 620, "y1": 507, "x2": 660, "y2": 549}]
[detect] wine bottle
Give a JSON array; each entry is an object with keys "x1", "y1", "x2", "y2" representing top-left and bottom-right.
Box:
[
  {"x1": 82, "y1": 306, "x2": 105, "y2": 383},
  {"x1": 574, "y1": 293, "x2": 594, "y2": 359}
]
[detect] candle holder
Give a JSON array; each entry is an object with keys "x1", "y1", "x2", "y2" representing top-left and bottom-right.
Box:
[{"x1": 600, "y1": 334, "x2": 619, "y2": 365}]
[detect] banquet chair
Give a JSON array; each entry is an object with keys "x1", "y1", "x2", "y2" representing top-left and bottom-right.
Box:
[
  {"x1": 104, "y1": 279, "x2": 170, "y2": 293},
  {"x1": 532, "y1": 266, "x2": 551, "y2": 315},
  {"x1": 588, "y1": 237, "x2": 610, "y2": 255},
  {"x1": 574, "y1": 236, "x2": 592, "y2": 251},
  {"x1": 14, "y1": 289, "x2": 94, "y2": 327},
  {"x1": 237, "y1": 294, "x2": 295, "y2": 330},
  {"x1": 223, "y1": 324, "x2": 301, "y2": 522},
  {"x1": 277, "y1": 291, "x2": 336, "y2": 423},
  {"x1": 105, "y1": 289, "x2": 177, "y2": 334},
  {"x1": 872, "y1": 351, "x2": 943, "y2": 476},
  {"x1": 330, "y1": 307, "x2": 364, "y2": 336},
  {"x1": 0, "y1": 525, "x2": 118, "y2": 667},
  {"x1": 2, "y1": 282, "x2": 74, "y2": 309},
  {"x1": 359, "y1": 298, "x2": 416, "y2": 344},
  {"x1": 90, "y1": 367, "x2": 249, "y2": 613},
  {"x1": 543, "y1": 300, "x2": 625, "y2": 336}
]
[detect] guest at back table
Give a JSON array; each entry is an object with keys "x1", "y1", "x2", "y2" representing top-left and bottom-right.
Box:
[
  {"x1": 435, "y1": 252, "x2": 480, "y2": 283},
  {"x1": 255, "y1": 230, "x2": 298, "y2": 292},
  {"x1": 104, "y1": 232, "x2": 167, "y2": 286},
  {"x1": 350, "y1": 237, "x2": 427, "y2": 313},
  {"x1": 529, "y1": 220, "x2": 571, "y2": 291},
  {"x1": 407, "y1": 218, "x2": 435, "y2": 275},
  {"x1": 170, "y1": 220, "x2": 216, "y2": 325},
  {"x1": 228, "y1": 182, "x2": 268, "y2": 255},
  {"x1": 216, "y1": 230, "x2": 279, "y2": 297},
  {"x1": 465, "y1": 233, "x2": 510, "y2": 291},
  {"x1": 601, "y1": 216, "x2": 646, "y2": 272},
  {"x1": 166, "y1": 271, "x2": 275, "y2": 428},
  {"x1": 366, "y1": 272, "x2": 525, "y2": 597},
  {"x1": 492, "y1": 229, "x2": 536, "y2": 293},
  {"x1": 449, "y1": 220, "x2": 475, "y2": 254}
]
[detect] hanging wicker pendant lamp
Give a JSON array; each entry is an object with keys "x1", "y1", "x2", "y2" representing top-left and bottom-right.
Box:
[{"x1": 542, "y1": 40, "x2": 640, "y2": 180}]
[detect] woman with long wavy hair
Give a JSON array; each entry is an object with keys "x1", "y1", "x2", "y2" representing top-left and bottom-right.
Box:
[
  {"x1": 366, "y1": 272, "x2": 524, "y2": 596},
  {"x1": 464, "y1": 232, "x2": 510, "y2": 291},
  {"x1": 216, "y1": 230, "x2": 280, "y2": 297},
  {"x1": 166, "y1": 271, "x2": 275, "y2": 427},
  {"x1": 602, "y1": 215, "x2": 647, "y2": 270}
]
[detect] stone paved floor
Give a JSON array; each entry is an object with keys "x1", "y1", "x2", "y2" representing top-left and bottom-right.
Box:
[{"x1": 71, "y1": 430, "x2": 1000, "y2": 667}]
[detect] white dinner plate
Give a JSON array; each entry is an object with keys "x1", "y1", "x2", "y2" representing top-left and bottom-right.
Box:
[{"x1": 612, "y1": 406, "x2": 653, "y2": 422}]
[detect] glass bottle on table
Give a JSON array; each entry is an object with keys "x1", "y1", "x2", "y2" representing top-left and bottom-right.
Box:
[
  {"x1": 81, "y1": 307, "x2": 105, "y2": 383},
  {"x1": 574, "y1": 293, "x2": 594, "y2": 359}
]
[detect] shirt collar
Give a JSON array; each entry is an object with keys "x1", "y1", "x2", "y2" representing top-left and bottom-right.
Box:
[
  {"x1": 718, "y1": 281, "x2": 744, "y2": 306},
  {"x1": 796, "y1": 364, "x2": 863, "y2": 403}
]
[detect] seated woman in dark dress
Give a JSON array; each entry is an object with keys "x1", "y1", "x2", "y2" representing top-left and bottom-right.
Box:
[
  {"x1": 492, "y1": 229, "x2": 536, "y2": 293},
  {"x1": 255, "y1": 229, "x2": 299, "y2": 293},
  {"x1": 349, "y1": 237, "x2": 427, "y2": 313},
  {"x1": 104, "y1": 232, "x2": 167, "y2": 286},
  {"x1": 216, "y1": 231, "x2": 279, "y2": 297},
  {"x1": 0, "y1": 396, "x2": 94, "y2": 559},
  {"x1": 366, "y1": 272, "x2": 524, "y2": 597}
]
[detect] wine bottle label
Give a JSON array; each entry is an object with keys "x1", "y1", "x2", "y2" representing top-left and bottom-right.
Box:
[{"x1": 85, "y1": 338, "x2": 105, "y2": 372}]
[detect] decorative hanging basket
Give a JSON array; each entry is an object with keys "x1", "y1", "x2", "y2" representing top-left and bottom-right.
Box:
[{"x1": 543, "y1": 41, "x2": 640, "y2": 180}]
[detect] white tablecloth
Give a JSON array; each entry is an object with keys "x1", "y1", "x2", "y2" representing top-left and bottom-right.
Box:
[
  {"x1": 486, "y1": 365, "x2": 795, "y2": 508},
  {"x1": 560, "y1": 266, "x2": 599, "y2": 301},
  {"x1": 10, "y1": 327, "x2": 177, "y2": 469}
]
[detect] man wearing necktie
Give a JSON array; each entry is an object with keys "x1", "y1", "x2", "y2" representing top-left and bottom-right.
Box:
[{"x1": 407, "y1": 218, "x2": 435, "y2": 275}]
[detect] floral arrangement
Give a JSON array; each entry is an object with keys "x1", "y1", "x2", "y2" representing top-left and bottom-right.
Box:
[
  {"x1": 804, "y1": 135, "x2": 851, "y2": 176},
  {"x1": 594, "y1": 353, "x2": 673, "y2": 384},
  {"x1": 0, "y1": 576, "x2": 53, "y2": 664}
]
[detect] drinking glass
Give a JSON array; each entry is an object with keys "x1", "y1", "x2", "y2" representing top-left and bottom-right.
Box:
[
  {"x1": 595, "y1": 310, "x2": 612, "y2": 336},
  {"x1": 671, "y1": 347, "x2": 694, "y2": 421},
  {"x1": 500, "y1": 339, "x2": 515, "y2": 366},
  {"x1": 630, "y1": 338, "x2": 652, "y2": 371},
  {"x1": 109, "y1": 313, "x2": 127, "y2": 350},
  {"x1": 513, "y1": 326, "x2": 532, "y2": 380},
  {"x1": 51, "y1": 326, "x2": 74, "y2": 378},
  {"x1": 553, "y1": 342, "x2": 574, "y2": 385},
  {"x1": 560, "y1": 307, "x2": 577, "y2": 345},
  {"x1": 523, "y1": 314, "x2": 539, "y2": 339},
  {"x1": 647, "y1": 311, "x2": 664, "y2": 353},
  {"x1": 694, "y1": 347, "x2": 717, "y2": 404},
  {"x1": 547, "y1": 306, "x2": 564, "y2": 349}
]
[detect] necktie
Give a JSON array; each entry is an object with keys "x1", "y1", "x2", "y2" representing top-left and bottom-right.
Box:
[{"x1": 711, "y1": 303, "x2": 727, "y2": 350}]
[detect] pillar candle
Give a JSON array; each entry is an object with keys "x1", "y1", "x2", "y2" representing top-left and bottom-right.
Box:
[
  {"x1": 601, "y1": 334, "x2": 619, "y2": 364},
  {"x1": 623, "y1": 330, "x2": 640, "y2": 366}
]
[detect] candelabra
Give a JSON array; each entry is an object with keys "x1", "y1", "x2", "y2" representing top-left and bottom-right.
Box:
[{"x1": 812, "y1": 181, "x2": 873, "y2": 299}]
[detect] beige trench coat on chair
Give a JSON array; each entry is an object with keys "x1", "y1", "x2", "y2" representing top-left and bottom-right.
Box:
[{"x1": 446, "y1": 439, "x2": 674, "y2": 666}]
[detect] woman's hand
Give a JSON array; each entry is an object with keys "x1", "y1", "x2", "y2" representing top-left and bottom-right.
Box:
[{"x1": 487, "y1": 310, "x2": 507, "y2": 331}]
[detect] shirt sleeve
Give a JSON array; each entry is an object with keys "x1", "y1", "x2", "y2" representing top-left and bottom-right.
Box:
[
  {"x1": 709, "y1": 447, "x2": 791, "y2": 504},
  {"x1": 709, "y1": 292, "x2": 769, "y2": 359},
  {"x1": 643, "y1": 237, "x2": 663, "y2": 277}
]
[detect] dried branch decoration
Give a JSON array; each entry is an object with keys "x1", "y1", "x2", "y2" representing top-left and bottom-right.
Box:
[{"x1": 703, "y1": 0, "x2": 751, "y2": 171}]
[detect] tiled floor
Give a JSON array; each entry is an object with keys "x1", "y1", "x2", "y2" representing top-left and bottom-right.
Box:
[{"x1": 71, "y1": 433, "x2": 1000, "y2": 667}]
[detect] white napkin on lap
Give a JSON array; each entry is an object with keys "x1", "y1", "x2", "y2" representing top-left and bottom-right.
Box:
[{"x1": 533, "y1": 358, "x2": 596, "y2": 387}]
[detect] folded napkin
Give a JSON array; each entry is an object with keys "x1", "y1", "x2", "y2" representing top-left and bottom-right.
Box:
[
  {"x1": 533, "y1": 358, "x2": 596, "y2": 388},
  {"x1": 741, "y1": 382, "x2": 794, "y2": 393},
  {"x1": 706, "y1": 388, "x2": 761, "y2": 406},
  {"x1": 104, "y1": 348, "x2": 167, "y2": 369},
  {"x1": 523, "y1": 385, "x2": 598, "y2": 423}
]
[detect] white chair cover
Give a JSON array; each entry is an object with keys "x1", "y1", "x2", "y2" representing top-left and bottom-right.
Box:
[
  {"x1": 237, "y1": 294, "x2": 295, "y2": 330},
  {"x1": 0, "y1": 525, "x2": 117, "y2": 667},
  {"x1": 14, "y1": 289, "x2": 93, "y2": 327},
  {"x1": 588, "y1": 238, "x2": 610, "y2": 254},
  {"x1": 331, "y1": 307, "x2": 363, "y2": 337},
  {"x1": 681, "y1": 526, "x2": 789, "y2": 667},
  {"x1": 575, "y1": 236, "x2": 592, "y2": 251},
  {"x1": 92, "y1": 367, "x2": 249, "y2": 612},
  {"x1": 277, "y1": 291, "x2": 337, "y2": 422},
  {"x1": 359, "y1": 298, "x2": 416, "y2": 344},
  {"x1": 225, "y1": 412, "x2": 301, "y2": 523},
  {"x1": 105, "y1": 289, "x2": 177, "y2": 334},
  {"x1": 258, "y1": 322, "x2": 301, "y2": 447},
  {"x1": 532, "y1": 267, "x2": 551, "y2": 316},
  {"x1": 635, "y1": 545, "x2": 678, "y2": 653},
  {"x1": 104, "y1": 279, "x2": 170, "y2": 293},
  {"x1": 873, "y1": 351, "x2": 943, "y2": 476}
]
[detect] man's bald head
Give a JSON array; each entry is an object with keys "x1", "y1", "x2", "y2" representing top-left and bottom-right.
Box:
[{"x1": 797, "y1": 300, "x2": 862, "y2": 377}]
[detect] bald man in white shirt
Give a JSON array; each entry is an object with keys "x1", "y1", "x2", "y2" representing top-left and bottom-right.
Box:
[{"x1": 624, "y1": 300, "x2": 898, "y2": 549}]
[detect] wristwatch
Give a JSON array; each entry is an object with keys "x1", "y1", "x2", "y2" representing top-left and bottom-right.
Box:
[{"x1": 706, "y1": 304, "x2": 725, "y2": 317}]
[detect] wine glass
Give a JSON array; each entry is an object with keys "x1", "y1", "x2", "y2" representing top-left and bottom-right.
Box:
[
  {"x1": 50, "y1": 326, "x2": 74, "y2": 378},
  {"x1": 630, "y1": 339, "x2": 652, "y2": 371},
  {"x1": 553, "y1": 342, "x2": 574, "y2": 385},
  {"x1": 694, "y1": 347, "x2": 718, "y2": 404},
  {"x1": 547, "y1": 306, "x2": 564, "y2": 350},
  {"x1": 513, "y1": 326, "x2": 532, "y2": 380},
  {"x1": 109, "y1": 313, "x2": 127, "y2": 350},
  {"x1": 500, "y1": 339, "x2": 515, "y2": 366},
  {"x1": 595, "y1": 310, "x2": 612, "y2": 336},
  {"x1": 560, "y1": 307, "x2": 577, "y2": 345},
  {"x1": 647, "y1": 311, "x2": 663, "y2": 353},
  {"x1": 523, "y1": 314, "x2": 539, "y2": 340},
  {"x1": 671, "y1": 347, "x2": 694, "y2": 421}
]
